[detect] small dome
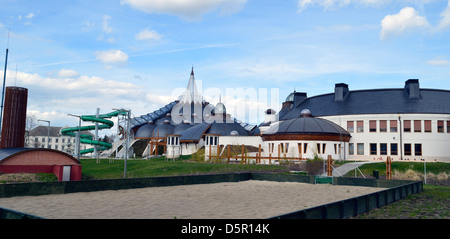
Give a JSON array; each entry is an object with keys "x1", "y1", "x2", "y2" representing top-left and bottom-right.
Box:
[
  {"x1": 300, "y1": 109, "x2": 312, "y2": 118},
  {"x1": 153, "y1": 123, "x2": 174, "y2": 138},
  {"x1": 135, "y1": 123, "x2": 156, "y2": 138},
  {"x1": 213, "y1": 102, "x2": 226, "y2": 115},
  {"x1": 230, "y1": 130, "x2": 239, "y2": 136}
]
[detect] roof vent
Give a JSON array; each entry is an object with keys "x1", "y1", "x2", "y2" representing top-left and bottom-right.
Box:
[
  {"x1": 334, "y1": 83, "x2": 349, "y2": 102},
  {"x1": 404, "y1": 79, "x2": 421, "y2": 99},
  {"x1": 300, "y1": 109, "x2": 312, "y2": 118}
]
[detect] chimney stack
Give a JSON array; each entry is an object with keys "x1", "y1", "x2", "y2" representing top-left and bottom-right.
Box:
[
  {"x1": 334, "y1": 83, "x2": 349, "y2": 102},
  {"x1": 404, "y1": 79, "x2": 420, "y2": 99},
  {"x1": 0, "y1": 87, "x2": 28, "y2": 149}
]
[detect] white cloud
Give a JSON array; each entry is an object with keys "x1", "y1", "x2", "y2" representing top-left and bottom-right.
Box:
[
  {"x1": 57, "y1": 69, "x2": 79, "y2": 78},
  {"x1": 94, "y1": 49, "x2": 128, "y2": 64},
  {"x1": 427, "y1": 57, "x2": 450, "y2": 66},
  {"x1": 135, "y1": 28, "x2": 163, "y2": 41},
  {"x1": 380, "y1": 7, "x2": 430, "y2": 40},
  {"x1": 298, "y1": 0, "x2": 393, "y2": 12},
  {"x1": 438, "y1": 1, "x2": 450, "y2": 30},
  {"x1": 121, "y1": 0, "x2": 247, "y2": 21},
  {"x1": 102, "y1": 15, "x2": 113, "y2": 33}
]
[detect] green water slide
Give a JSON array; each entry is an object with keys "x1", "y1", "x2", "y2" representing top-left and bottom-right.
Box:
[{"x1": 60, "y1": 110, "x2": 127, "y2": 155}]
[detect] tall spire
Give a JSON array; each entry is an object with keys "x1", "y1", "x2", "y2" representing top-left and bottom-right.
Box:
[{"x1": 179, "y1": 67, "x2": 202, "y2": 104}]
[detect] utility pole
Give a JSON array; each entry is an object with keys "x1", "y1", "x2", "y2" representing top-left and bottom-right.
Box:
[{"x1": 0, "y1": 29, "x2": 10, "y2": 136}]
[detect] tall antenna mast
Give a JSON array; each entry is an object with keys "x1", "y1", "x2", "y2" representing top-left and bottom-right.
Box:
[{"x1": 0, "y1": 28, "x2": 11, "y2": 135}]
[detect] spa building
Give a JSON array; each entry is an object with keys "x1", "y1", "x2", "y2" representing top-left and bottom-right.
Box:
[{"x1": 128, "y1": 70, "x2": 450, "y2": 163}]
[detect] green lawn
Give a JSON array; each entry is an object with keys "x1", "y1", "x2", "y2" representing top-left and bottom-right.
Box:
[
  {"x1": 353, "y1": 184, "x2": 450, "y2": 219},
  {"x1": 80, "y1": 157, "x2": 287, "y2": 180}
]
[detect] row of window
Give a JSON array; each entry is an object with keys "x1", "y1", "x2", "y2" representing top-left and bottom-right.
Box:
[
  {"x1": 269, "y1": 142, "x2": 342, "y2": 155},
  {"x1": 349, "y1": 143, "x2": 422, "y2": 156},
  {"x1": 34, "y1": 137, "x2": 76, "y2": 144},
  {"x1": 347, "y1": 120, "x2": 450, "y2": 133}
]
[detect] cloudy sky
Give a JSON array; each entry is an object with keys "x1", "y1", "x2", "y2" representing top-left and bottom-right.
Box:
[{"x1": 1, "y1": 0, "x2": 450, "y2": 134}]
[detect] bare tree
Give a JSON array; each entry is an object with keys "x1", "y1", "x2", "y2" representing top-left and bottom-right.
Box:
[{"x1": 25, "y1": 114, "x2": 39, "y2": 147}]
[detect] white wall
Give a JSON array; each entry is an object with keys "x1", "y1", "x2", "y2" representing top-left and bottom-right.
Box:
[{"x1": 322, "y1": 113, "x2": 450, "y2": 162}]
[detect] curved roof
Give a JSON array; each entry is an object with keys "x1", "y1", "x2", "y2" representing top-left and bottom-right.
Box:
[
  {"x1": 173, "y1": 122, "x2": 193, "y2": 135},
  {"x1": 0, "y1": 148, "x2": 80, "y2": 164},
  {"x1": 152, "y1": 122, "x2": 174, "y2": 138},
  {"x1": 279, "y1": 80, "x2": 450, "y2": 121},
  {"x1": 134, "y1": 123, "x2": 156, "y2": 138},
  {"x1": 264, "y1": 111, "x2": 350, "y2": 137},
  {"x1": 180, "y1": 122, "x2": 211, "y2": 142}
]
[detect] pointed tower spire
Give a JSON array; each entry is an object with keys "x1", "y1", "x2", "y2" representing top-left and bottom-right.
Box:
[{"x1": 179, "y1": 67, "x2": 202, "y2": 104}]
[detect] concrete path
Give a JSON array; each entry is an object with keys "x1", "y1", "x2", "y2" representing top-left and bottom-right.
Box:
[{"x1": 321, "y1": 161, "x2": 376, "y2": 177}]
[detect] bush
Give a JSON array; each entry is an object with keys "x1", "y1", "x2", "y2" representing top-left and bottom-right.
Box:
[{"x1": 305, "y1": 154, "x2": 324, "y2": 176}]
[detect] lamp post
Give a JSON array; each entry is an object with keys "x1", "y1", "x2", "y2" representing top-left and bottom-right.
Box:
[
  {"x1": 67, "y1": 114, "x2": 82, "y2": 162},
  {"x1": 37, "y1": 119, "x2": 50, "y2": 149},
  {"x1": 113, "y1": 108, "x2": 131, "y2": 178}
]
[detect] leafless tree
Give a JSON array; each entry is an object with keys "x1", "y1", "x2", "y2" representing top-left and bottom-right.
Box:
[{"x1": 25, "y1": 114, "x2": 39, "y2": 147}]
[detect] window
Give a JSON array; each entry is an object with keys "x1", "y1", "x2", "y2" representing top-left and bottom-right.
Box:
[
  {"x1": 425, "y1": 120, "x2": 432, "y2": 133},
  {"x1": 438, "y1": 120, "x2": 444, "y2": 133},
  {"x1": 370, "y1": 143, "x2": 377, "y2": 155},
  {"x1": 357, "y1": 121, "x2": 364, "y2": 133},
  {"x1": 415, "y1": 144, "x2": 422, "y2": 156},
  {"x1": 347, "y1": 121, "x2": 354, "y2": 133},
  {"x1": 390, "y1": 120, "x2": 397, "y2": 132},
  {"x1": 357, "y1": 143, "x2": 364, "y2": 155},
  {"x1": 404, "y1": 144, "x2": 412, "y2": 156},
  {"x1": 380, "y1": 120, "x2": 387, "y2": 132},
  {"x1": 349, "y1": 143, "x2": 354, "y2": 155},
  {"x1": 404, "y1": 120, "x2": 411, "y2": 132},
  {"x1": 303, "y1": 143, "x2": 308, "y2": 154},
  {"x1": 447, "y1": 121, "x2": 450, "y2": 133},
  {"x1": 298, "y1": 143, "x2": 302, "y2": 156},
  {"x1": 322, "y1": 143, "x2": 326, "y2": 154},
  {"x1": 42, "y1": 138, "x2": 45, "y2": 142},
  {"x1": 285, "y1": 143, "x2": 289, "y2": 153},
  {"x1": 390, "y1": 143, "x2": 398, "y2": 155},
  {"x1": 316, "y1": 143, "x2": 320, "y2": 154},
  {"x1": 414, "y1": 120, "x2": 421, "y2": 132},
  {"x1": 380, "y1": 143, "x2": 387, "y2": 155},
  {"x1": 369, "y1": 120, "x2": 377, "y2": 132}
]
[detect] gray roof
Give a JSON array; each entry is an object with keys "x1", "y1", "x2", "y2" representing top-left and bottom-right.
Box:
[
  {"x1": 152, "y1": 122, "x2": 174, "y2": 138},
  {"x1": 263, "y1": 117, "x2": 350, "y2": 136},
  {"x1": 29, "y1": 126, "x2": 93, "y2": 137},
  {"x1": 180, "y1": 123, "x2": 211, "y2": 142},
  {"x1": 279, "y1": 80, "x2": 450, "y2": 120},
  {"x1": 179, "y1": 121, "x2": 250, "y2": 142},
  {"x1": 134, "y1": 123, "x2": 156, "y2": 138}
]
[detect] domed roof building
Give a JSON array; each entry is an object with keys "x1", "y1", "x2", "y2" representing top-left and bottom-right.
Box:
[
  {"x1": 262, "y1": 109, "x2": 350, "y2": 142},
  {"x1": 128, "y1": 68, "x2": 256, "y2": 157}
]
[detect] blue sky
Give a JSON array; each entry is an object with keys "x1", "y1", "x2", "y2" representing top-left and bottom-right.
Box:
[{"x1": 1, "y1": 0, "x2": 450, "y2": 133}]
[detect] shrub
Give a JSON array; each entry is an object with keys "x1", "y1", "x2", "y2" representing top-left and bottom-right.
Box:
[{"x1": 305, "y1": 153, "x2": 324, "y2": 176}]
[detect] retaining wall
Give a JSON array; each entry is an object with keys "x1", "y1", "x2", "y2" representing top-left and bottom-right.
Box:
[{"x1": 0, "y1": 173, "x2": 423, "y2": 219}]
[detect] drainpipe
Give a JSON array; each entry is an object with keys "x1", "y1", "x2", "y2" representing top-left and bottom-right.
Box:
[{"x1": 398, "y1": 116, "x2": 403, "y2": 160}]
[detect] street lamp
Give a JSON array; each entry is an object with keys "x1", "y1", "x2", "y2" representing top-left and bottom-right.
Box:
[
  {"x1": 37, "y1": 119, "x2": 50, "y2": 149},
  {"x1": 113, "y1": 108, "x2": 131, "y2": 178},
  {"x1": 67, "y1": 114, "x2": 82, "y2": 162}
]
